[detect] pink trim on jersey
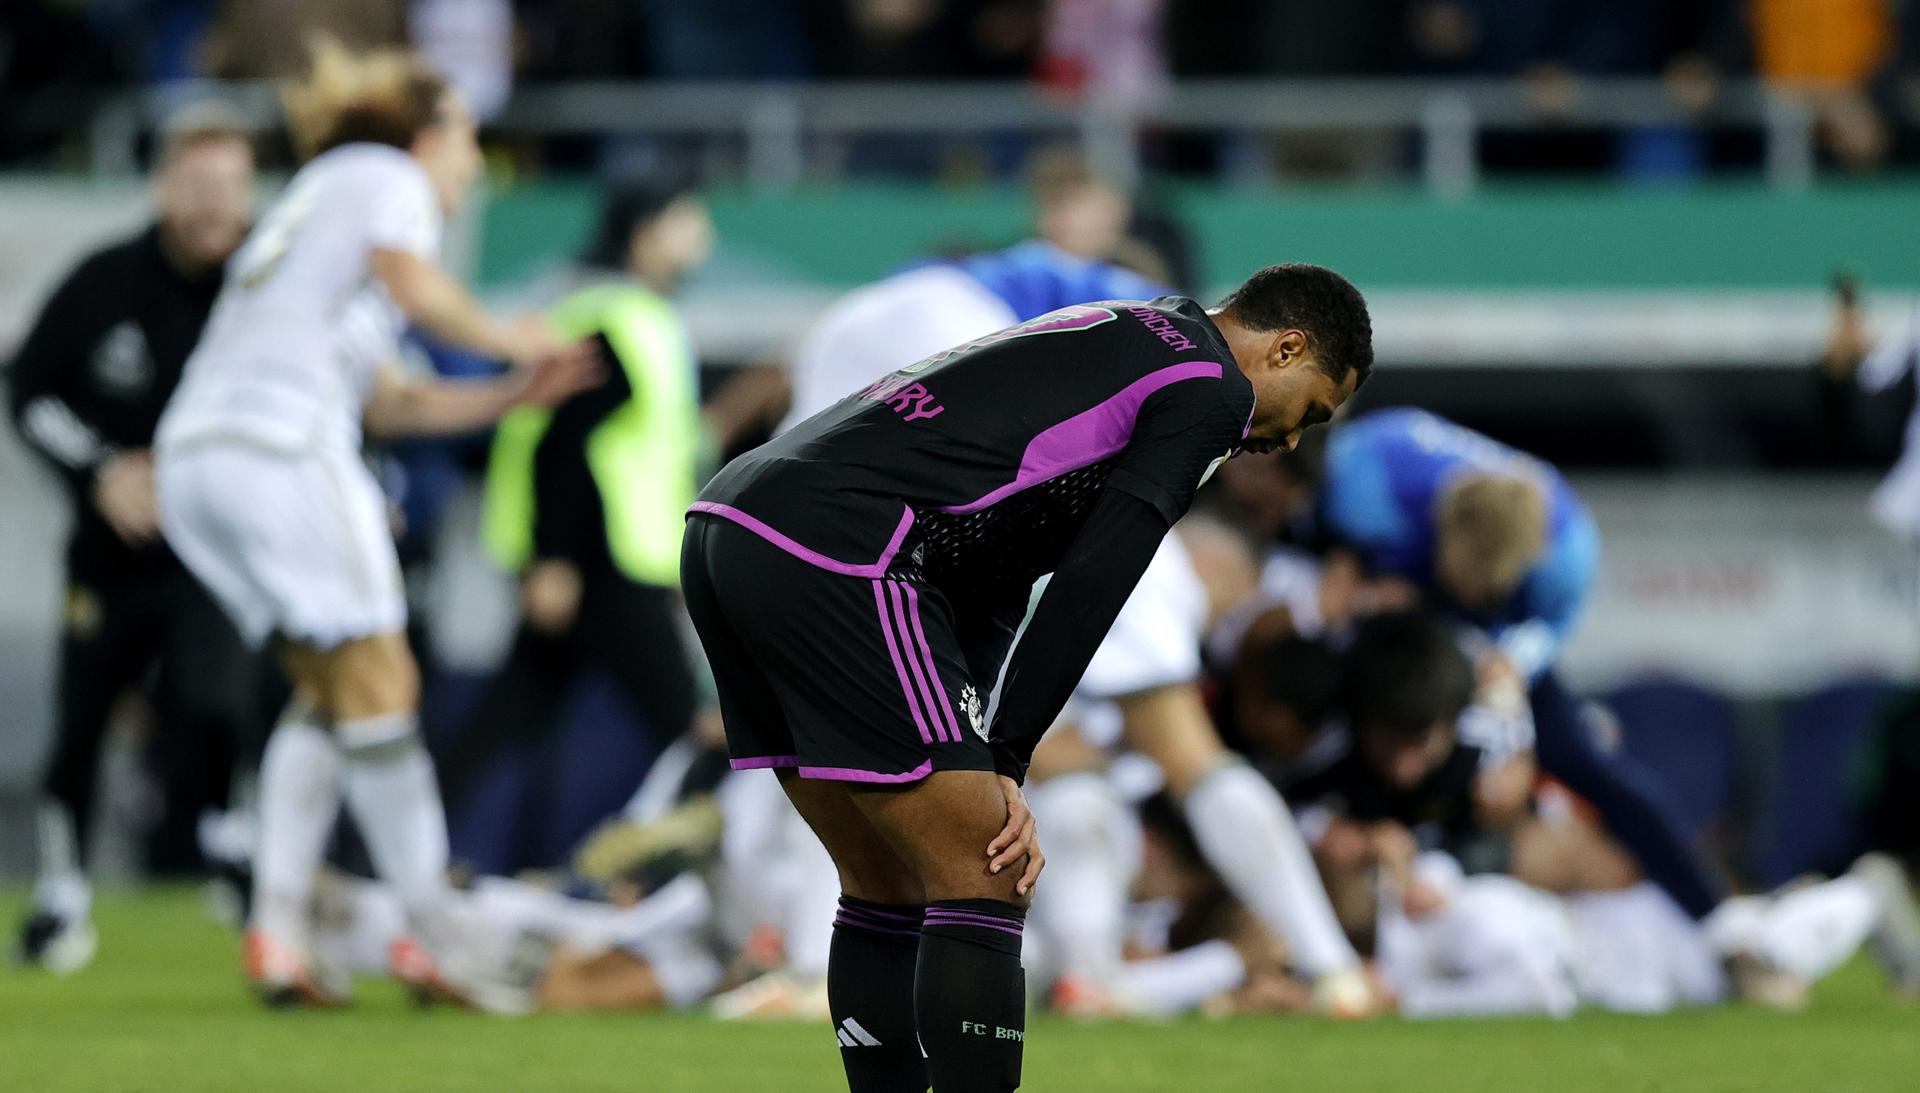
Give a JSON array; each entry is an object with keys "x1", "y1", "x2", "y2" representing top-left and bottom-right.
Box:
[
  {"x1": 688, "y1": 502, "x2": 915, "y2": 578},
  {"x1": 874, "y1": 580, "x2": 937, "y2": 745},
  {"x1": 887, "y1": 582, "x2": 950, "y2": 743},
  {"x1": 937, "y1": 360, "x2": 1225, "y2": 515},
  {"x1": 800, "y1": 760, "x2": 935, "y2": 784},
  {"x1": 903, "y1": 583, "x2": 963, "y2": 743},
  {"x1": 729, "y1": 755, "x2": 799, "y2": 770}
]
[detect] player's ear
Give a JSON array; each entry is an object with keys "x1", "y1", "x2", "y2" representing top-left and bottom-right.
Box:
[{"x1": 1268, "y1": 328, "x2": 1309, "y2": 371}]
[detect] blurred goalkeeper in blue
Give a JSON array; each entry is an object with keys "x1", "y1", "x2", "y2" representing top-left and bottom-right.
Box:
[{"x1": 1317, "y1": 407, "x2": 1728, "y2": 922}]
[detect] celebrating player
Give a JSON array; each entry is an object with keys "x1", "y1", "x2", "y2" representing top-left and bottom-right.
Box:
[
  {"x1": 682, "y1": 265, "x2": 1372, "y2": 1091},
  {"x1": 1318, "y1": 408, "x2": 1729, "y2": 923},
  {"x1": 153, "y1": 41, "x2": 594, "y2": 1005}
]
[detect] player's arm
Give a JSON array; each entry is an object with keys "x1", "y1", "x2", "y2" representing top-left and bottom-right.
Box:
[
  {"x1": 7, "y1": 255, "x2": 120, "y2": 487},
  {"x1": 1314, "y1": 434, "x2": 1412, "y2": 629},
  {"x1": 369, "y1": 248, "x2": 559, "y2": 367},
  {"x1": 361, "y1": 353, "x2": 600, "y2": 440},
  {"x1": 1490, "y1": 507, "x2": 1597, "y2": 682},
  {"x1": 515, "y1": 347, "x2": 628, "y2": 631},
  {"x1": 8, "y1": 254, "x2": 163, "y2": 544},
  {"x1": 989, "y1": 488, "x2": 1172, "y2": 784},
  {"x1": 991, "y1": 375, "x2": 1251, "y2": 782},
  {"x1": 1457, "y1": 648, "x2": 1538, "y2": 829}
]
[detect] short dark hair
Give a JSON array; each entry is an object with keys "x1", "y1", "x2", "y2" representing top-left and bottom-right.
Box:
[
  {"x1": 580, "y1": 175, "x2": 698, "y2": 270},
  {"x1": 1341, "y1": 610, "x2": 1474, "y2": 737},
  {"x1": 1250, "y1": 633, "x2": 1342, "y2": 726},
  {"x1": 157, "y1": 100, "x2": 253, "y2": 168},
  {"x1": 1216, "y1": 263, "x2": 1373, "y2": 387}
]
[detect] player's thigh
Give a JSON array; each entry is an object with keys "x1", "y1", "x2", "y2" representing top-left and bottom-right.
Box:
[
  {"x1": 851, "y1": 769, "x2": 1028, "y2": 907},
  {"x1": 680, "y1": 517, "x2": 796, "y2": 764},
  {"x1": 1117, "y1": 682, "x2": 1230, "y2": 797},
  {"x1": 777, "y1": 769, "x2": 922, "y2": 906},
  {"x1": 292, "y1": 630, "x2": 419, "y2": 721}
]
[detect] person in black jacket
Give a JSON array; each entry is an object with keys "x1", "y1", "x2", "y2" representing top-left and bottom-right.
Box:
[{"x1": 7, "y1": 104, "x2": 259, "y2": 972}]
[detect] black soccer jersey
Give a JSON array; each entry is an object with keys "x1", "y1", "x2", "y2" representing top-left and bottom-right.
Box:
[
  {"x1": 694, "y1": 296, "x2": 1255, "y2": 779},
  {"x1": 698, "y1": 296, "x2": 1251, "y2": 586}
]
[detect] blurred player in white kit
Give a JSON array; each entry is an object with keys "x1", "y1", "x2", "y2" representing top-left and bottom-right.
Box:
[
  {"x1": 154, "y1": 41, "x2": 594, "y2": 1005},
  {"x1": 1376, "y1": 847, "x2": 1920, "y2": 1018},
  {"x1": 1023, "y1": 529, "x2": 1375, "y2": 1017}
]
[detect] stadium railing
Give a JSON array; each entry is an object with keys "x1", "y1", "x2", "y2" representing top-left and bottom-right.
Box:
[{"x1": 85, "y1": 77, "x2": 1827, "y2": 194}]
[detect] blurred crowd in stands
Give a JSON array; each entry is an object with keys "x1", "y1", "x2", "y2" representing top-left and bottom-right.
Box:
[{"x1": 9, "y1": 0, "x2": 1920, "y2": 174}]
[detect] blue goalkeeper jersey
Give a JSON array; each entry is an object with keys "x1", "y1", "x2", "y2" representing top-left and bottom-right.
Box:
[
  {"x1": 946, "y1": 240, "x2": 1172, "y2": 322},
  {"x1": 1319, "y1": 408, "x2": 1600, "y2": 679}
]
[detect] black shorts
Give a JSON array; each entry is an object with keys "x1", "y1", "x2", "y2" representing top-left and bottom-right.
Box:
[{"x1": 681, "y1": 513, "x2": 1017, "y2": 784}]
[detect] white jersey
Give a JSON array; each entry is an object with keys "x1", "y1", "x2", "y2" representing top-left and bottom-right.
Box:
[
  {"x1": 778, "y1": 264, "x2": 1015, "y2": 433},
  {"x1": 159, "y1": 143, "x2": 442, "y2": 455}
]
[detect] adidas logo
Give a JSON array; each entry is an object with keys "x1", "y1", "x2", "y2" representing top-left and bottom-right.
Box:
[{"x1": 836, "y1": 1017, "x2": 882, "y2": 1048}]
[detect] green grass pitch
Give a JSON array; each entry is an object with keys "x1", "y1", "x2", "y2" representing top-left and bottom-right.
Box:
[{"x1": 1, "y1": 887, "x2": 1914, "y2": 1092}]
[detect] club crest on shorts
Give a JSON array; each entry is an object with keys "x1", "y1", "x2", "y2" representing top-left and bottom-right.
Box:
[{"x1": 959, "y1": 684, "x2": 986, "y2": 741}]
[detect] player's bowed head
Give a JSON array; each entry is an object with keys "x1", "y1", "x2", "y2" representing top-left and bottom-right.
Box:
[{"x1": 1207, "y1": 263, "x2": 1374, "y2": 455}]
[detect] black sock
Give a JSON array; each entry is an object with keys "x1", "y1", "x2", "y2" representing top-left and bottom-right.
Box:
[
  {"x1": 915, "y1": 899, "x2": 1026, "y2": 1092},
  {"x1": 829, "y1": 896, "x2": 928, "y2": 1093}
]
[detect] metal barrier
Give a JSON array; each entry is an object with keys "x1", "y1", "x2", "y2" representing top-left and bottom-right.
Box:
[{"x1": 89, "y1": 77, "x2": 1821, "y2": 194}]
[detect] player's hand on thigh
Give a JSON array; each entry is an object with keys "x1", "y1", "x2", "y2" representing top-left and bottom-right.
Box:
[{"x1": 986, "y1": 775, "x2": 1045, "y2": 898}]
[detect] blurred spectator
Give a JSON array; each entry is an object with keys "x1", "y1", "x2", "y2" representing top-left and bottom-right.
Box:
[
  {"x1": 1028, "y1": 146, "x2": 1134, "y2": 259},
  {"x1": 7, "y1": 104, "x2": 262, "y2": 971},
  {"x1": 410, "y1": 0, "x2": 514, "y2": 120},
  {"x1": 639, "y1": 0, "x2": 811, "y2": 80},
  {"x1": 443, "y1": 180, "x2": 718, "y2": 852},
  {"x1": 1745, "y1": 0, "x2": 1899, "y2": 169},
  {"x1": 514, "y1": 0, "x2": 648, "y2": 80},
  {"x1": 1167, "y1": 0, "x2": 1411, "y2": 77},
  {"x1": 1038, "y1": 0, "x2": 1167, "y2": 108},
  {"x1": 0, "y1": 1, "x2": 126, "y2": 159},
  {"x1": 201, "y1": 0, "x2": 405, "y2": 79},
  {"x1": 810, "y1": 0, "x2": 966, "y2": 79}
]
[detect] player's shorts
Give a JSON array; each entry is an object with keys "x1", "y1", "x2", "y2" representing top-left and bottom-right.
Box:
[
  {"x1": 681, "y1": 512, "x2": 1002, "y2": 784},
  {"x1": 156, "y1": 439, "x2": 406, "y2": 650}
]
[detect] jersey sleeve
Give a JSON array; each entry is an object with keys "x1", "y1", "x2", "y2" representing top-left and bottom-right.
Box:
[
  {"x1": 7, "y1": 253, "x2": 120, "y2": 486},
  {"x1": 360, "y1": 156, "x2": 442, "y2": 258},
  {"x1": 1498, "y1": 503, "x2": 1600, "y2": 681},
  {"x1": 1075, "y1": 535, "x2": 1207, "y2": 699},
  {"x1": 988, "y1": 488, "x2": 1173, "y2": 783},
  {"x1": 1104, "y1": 376, "x2": 1252, "y2": 526},
  {"x1": 1318, "y1": 429, "x2": 1409, "y2": 557}
]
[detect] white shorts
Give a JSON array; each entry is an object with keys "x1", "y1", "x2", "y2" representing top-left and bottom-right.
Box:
[{"x1": 156, "y1": 440, "x2": 406, "y2": 650}]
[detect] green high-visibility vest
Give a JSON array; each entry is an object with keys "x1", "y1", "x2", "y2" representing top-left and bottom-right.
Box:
[{"x1": 482, "y1": 283, "x2": 703, "y2": 587}]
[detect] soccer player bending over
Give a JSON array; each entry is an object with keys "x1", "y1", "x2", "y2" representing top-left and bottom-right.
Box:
[
  {"x1": 682, "y1": 265, "x2": 1371, "y2": 1092},
  {"x1": 154, "y1": 42, "x2": 594, "y2": 1005}
]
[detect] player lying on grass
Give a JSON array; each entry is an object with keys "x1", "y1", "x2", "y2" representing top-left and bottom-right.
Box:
[
  {"x1": 1377, "y1": 841, "x2": 1920, "y2": 1018},
  {"x1": 153, "y1": 40, "x2": 596, "y2": 1007},
  {"x1": 683, "y1": 264, "x2": 1371, "y2": 1092},
  {"x1": 300, "y1": 869, "x2": 722, "y2": 1015}
]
